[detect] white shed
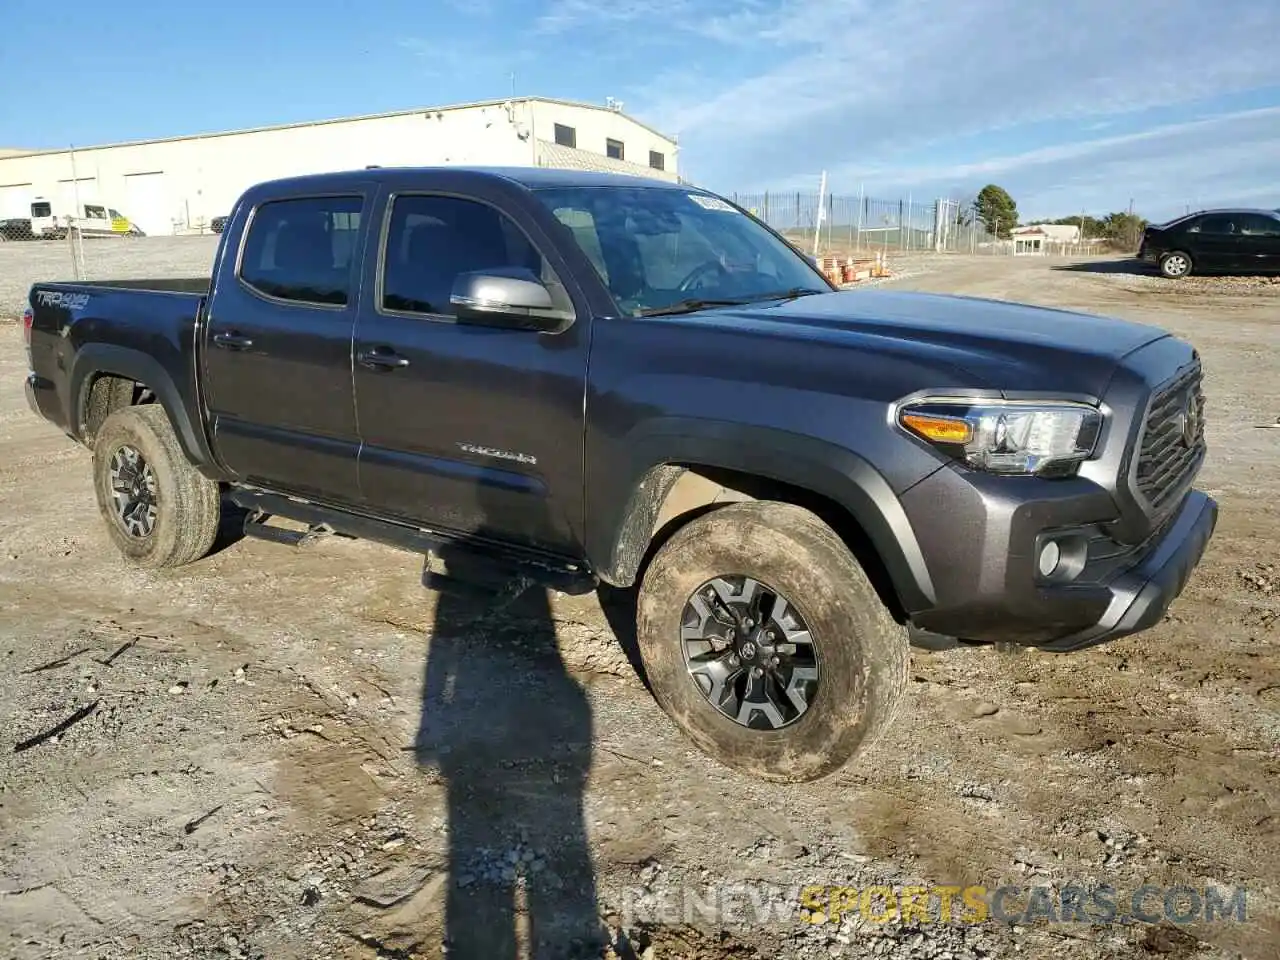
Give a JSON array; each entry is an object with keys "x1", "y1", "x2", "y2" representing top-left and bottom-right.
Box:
[{"x1": 1009, "y1": 223, "x2": 1082, "y2": 255}]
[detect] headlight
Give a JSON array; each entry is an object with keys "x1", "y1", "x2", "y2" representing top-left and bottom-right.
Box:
[{"x1": 897, "y1": 398, "x2": 1103, "y2": 477}]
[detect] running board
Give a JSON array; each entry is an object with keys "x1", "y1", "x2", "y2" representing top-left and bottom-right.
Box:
[
  {"x1": 242, "y1": 512, "x2": 336, "y2": 547},
  {"x1": 228, "y1": 487, "x2": 598, "y2": 596}
]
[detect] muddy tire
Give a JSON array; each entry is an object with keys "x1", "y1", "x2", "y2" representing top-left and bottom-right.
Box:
[
  {"x1": 1159, "y1": 250, "x2": 1193, "y2": 279},
  {"x1": 91, "y1": 404, "x2": 221, "y2": 567},
  {"x1": 635, "y1": 501, "x2": 908, "y2": 782}
]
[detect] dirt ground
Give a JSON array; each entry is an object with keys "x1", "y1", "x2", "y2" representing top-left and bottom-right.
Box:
[{"x1": 1, "y1": 254, "x2": 1276, "y2": 960}]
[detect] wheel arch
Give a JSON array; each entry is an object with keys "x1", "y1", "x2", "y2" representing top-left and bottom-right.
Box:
[
  {"x1": 69, "y1": 343, "x2": 221, "y2": 476},
  {"x1": 590, "y1": 420, "x2": 937, "y2": 619}
]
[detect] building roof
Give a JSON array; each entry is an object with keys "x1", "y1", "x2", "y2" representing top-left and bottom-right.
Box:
[
  {"x1": 0, "y1": 96, "x2": 675, "y2": 161},
  {"x1": 1011, "y1": 223, "x2": 1080, "y2": 241}
]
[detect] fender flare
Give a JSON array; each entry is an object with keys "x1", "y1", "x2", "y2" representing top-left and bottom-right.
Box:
[
  {"x1": 69, "y1": 343, "x2": 220, "y2": 474},
  {"x1": 591, "y1": 418, "x2": 936, "y2": 613}
]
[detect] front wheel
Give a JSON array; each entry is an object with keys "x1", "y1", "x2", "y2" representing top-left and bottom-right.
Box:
[
  {"x1": 92, "y1": 404, "x2": 221, "y2": 567},
  {"x1": 1159, "y1": 251, "x2": 1193, "y2": 278},
  {"x1": 635, "y1": 501, "x2": 908, "y2": 782}
]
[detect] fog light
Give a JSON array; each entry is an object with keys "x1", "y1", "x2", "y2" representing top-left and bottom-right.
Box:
[{"x1": 1038, "y1": 540, "x2": 1062, "y2": 578}]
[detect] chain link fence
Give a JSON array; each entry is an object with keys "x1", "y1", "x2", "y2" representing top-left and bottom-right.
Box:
[{"x1": 733, "y1": 191, "x2": 1017, "y2": 257}]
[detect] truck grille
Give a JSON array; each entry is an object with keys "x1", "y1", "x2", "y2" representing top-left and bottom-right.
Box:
[{"x1": 1135, "y1": 360, "x2": 1206, "y2": 511}]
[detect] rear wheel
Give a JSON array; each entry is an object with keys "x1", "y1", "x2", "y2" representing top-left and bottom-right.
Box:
[
  {"x1": 1159, "y1": 251, "x2": 1193, "y2": 278},
  {"x1": 92, "y1": 405, "x2": 221, "y2": 567},
  {"x1": 635, "y1": 501, "x2": 908, "y2": 782}
]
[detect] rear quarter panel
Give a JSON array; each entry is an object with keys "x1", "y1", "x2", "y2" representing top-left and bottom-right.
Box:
[{"x1": 26, "y1": 282, "x2": 221, "y2": 471}]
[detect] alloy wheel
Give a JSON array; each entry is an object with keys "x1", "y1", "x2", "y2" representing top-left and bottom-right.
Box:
[
  {"x1": 679, "y1": 575, "x2": 819, "y2": 730},
  {"x1": 108, "y1": 444, "x2": 159, "y2": 538}
]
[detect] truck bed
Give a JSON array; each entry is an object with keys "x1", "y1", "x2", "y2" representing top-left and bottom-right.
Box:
[{"x1": 25, "y1": 278, "x2": 210, "y2": 444}]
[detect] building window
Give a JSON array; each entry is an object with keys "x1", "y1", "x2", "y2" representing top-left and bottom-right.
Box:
[
  {"x1": 554, "y1": 123, "x2": 576, "y2": 148},
  {"x1": 649, "y1": 150, "x2": 665, "y2": 171},
  {"x1": 239, "y1": 196, "x2": 364, "y2": 306},
  {"x1": 606, "y1": 138, "x2": 625, "y2": 161}
]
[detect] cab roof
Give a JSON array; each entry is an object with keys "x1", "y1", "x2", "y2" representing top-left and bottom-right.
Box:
[{"x1": 252, "y1": 165, "x2": 694, "y2": 194}]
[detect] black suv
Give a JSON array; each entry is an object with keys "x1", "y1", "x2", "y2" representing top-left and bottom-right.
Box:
[{"x1": 1139, "y1": 208, "x2": 1280, "y2": 278}]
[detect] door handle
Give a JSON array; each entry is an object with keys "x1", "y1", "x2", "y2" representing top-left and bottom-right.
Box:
[
  {"x1": 358, "y1": 348, "x2": 410, "y2": 370},
  {"x1": 212, "y1": 330, "x2": 254, "y2": 350}
]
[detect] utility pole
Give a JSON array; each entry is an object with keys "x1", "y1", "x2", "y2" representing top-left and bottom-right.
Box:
[
  {"x1": 68, "y1": 143, "x2": 85, "y2": 279},
  {"x1": 812, "y1": 170, "x2": 827, "y2": 258}
]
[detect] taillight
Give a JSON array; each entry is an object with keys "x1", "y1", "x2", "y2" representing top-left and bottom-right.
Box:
[{"x1": 22, "y1": 307, "x2": 33, "y2": 346}]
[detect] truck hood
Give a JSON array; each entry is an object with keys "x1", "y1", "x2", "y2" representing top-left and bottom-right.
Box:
[{"x1": 691, "y1": 289, "x2": 1169, "y2": 397}]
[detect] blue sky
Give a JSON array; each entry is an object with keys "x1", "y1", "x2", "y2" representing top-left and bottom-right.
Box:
[{"x1": 1, "y1": 0, "x2": 1277, "y2": 221}]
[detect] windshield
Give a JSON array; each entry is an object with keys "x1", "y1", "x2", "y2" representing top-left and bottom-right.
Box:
[{"x1": 533, "y1": 185, "x2": 829, "y2": 316}]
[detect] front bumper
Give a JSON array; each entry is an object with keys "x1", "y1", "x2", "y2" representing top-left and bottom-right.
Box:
[
  {"x1": 1036, "y1": 489, "x2": 1216, "y2": 651},
  {"x1": 900, "y1": 463, "x2": 1217, "y2": 650}
]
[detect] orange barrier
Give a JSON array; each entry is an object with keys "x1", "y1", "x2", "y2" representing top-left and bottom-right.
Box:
[{"x1": 818, "y1": 253, "x2": 891, "y2": 285}]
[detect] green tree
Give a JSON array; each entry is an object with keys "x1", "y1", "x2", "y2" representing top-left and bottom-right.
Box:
[
  {"x1": 1038, "y1": 210, "x2": 1150, "y2": 248},
  {"x1": 1049, "y1": 214, "x2": 1106, "y2": 239},
  {"x1": 975, "y1": 184, "x2": 1018, "y2": 238},
  {"x1": 1101, "y1": 211, "x2": 1148, "y2": 249}
]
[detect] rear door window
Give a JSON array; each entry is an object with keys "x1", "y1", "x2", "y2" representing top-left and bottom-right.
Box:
[{"x1": 238, "y1": 196, "x2": 364, "y2": 306}]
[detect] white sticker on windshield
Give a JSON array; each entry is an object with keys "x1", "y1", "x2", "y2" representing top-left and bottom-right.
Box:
[{"x1": 687, "y1": 193, "x2": 736, "y2": 212}]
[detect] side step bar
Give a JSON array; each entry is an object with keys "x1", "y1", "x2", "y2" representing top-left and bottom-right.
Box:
[
  {"x1": 228, "y1": 487, "x2": 598, "y2": 596},
  {"x1": 243, "y1": 512, "x2": 336, "y2": 547}
]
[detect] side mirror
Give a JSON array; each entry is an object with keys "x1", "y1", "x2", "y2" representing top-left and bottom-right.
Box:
[{"x1": 449, "y1": 268, "x2": 574, "y2": 332}]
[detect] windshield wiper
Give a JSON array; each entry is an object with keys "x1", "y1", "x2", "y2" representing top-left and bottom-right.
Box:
[
  {"x1": 749, "y1": 286, "x2": 827, "y2": 302},
  {"x1": 635, "y1": 287, "x2": 826, "y2": 318},
  {"x1": 636, "y1": 298, "x2": 752, "y2": 317}
]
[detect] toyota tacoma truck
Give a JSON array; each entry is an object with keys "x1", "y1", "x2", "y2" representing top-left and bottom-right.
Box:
[{"x1": 23, "y1": 167, "x2": 1217, "y2": 782}]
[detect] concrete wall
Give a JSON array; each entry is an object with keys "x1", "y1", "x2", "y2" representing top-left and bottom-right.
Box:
[{"x1": 0, "y1": 99, "x2": 677, "y2": 236}]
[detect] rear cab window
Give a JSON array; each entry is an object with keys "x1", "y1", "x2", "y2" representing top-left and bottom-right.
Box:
[
  {"x1": 31, "y1": 202, "x2": 51, "y2": 218},
  {"x1": 238, "y1": 196, "x2": 364, "y2": 306}
]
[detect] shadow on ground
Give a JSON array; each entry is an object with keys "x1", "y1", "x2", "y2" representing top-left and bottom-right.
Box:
[
  {"x1": 412, "y1": 486, "x2": 604, "y2": 959},
  {"x1": 1051, "y1": 258, "x2": 1151, "y2": 275}
]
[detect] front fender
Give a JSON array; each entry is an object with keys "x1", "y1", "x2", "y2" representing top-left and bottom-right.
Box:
[
  {"x1": 69, "y1": 343, "x2": 221, "y2": 477},
  {"x1": 589, "y1": 417, "x2": 936, "y2": 612}
]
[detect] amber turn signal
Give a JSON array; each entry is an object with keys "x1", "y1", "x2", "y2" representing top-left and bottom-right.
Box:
[{"x1": 900, "y1": 412, "x2": 974, "y2": 444}]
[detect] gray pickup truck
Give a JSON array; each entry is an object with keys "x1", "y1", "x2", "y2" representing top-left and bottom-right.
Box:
[{"x1": 23, "y1": 166, "x2": 1217, "y2": 781}]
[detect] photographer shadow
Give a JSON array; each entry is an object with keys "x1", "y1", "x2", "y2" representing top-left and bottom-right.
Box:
[{"x1": 412, "y1": 488, "x2": 602, "y2": 959}]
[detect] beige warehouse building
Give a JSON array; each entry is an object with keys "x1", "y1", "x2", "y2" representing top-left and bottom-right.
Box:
[{"x1": 0, "y1": 97, "x2": 679, "y2": 236}]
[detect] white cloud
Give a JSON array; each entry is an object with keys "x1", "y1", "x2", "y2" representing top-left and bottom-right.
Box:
[
  {"x1": 577, "y1": 0, "x2": 1280, "y2": 209},
  {"x1": 819, "y1": 108, "x2": 1280, "y2": 219},
  {"x1": 536, "y1": 0, "x2": 695, "y2": 34}
]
